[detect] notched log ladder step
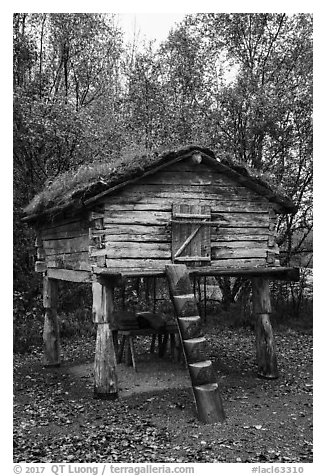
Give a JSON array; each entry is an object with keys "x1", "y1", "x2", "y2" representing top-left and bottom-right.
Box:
[{"x1": 165, "y1": 264, "x2": 225, "y2": 423}]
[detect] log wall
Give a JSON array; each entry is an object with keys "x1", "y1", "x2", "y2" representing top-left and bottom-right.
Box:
[
  {"x1": 94, "y1": 159, "x2": 280, "y2": 272},
  {"x1": 35, "y1": 158, "x2": 281, "y2": 276},
  {"x1": 36, "y1": 216, "x2": 92, "y2": 277}
]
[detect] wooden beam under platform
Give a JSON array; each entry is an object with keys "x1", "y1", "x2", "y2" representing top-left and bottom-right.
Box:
[{"x1": 92, "y1": 266, "x2": 300, "y2": 283}]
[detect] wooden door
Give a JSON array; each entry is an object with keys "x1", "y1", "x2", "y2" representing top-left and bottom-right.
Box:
[{"x1": 171, "y1": 204, "x2": 211, "y2": 266}]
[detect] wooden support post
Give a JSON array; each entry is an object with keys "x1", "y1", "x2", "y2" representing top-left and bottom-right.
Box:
[
  {"x1": 43, "y1": 277, "x2": 60, "y2": 367},
  {"x1": 117, "y1": 335, "x2": 126, "y2": 363},
  {"x1": 252, "y1": 278, "x2": 278, "y2": 379},
  {"x1": 150, "y1": 334, "x2": 156, "y2": 353},
  {"x1": 93, "y1": 280, "x2": 118, "y2": 399}
]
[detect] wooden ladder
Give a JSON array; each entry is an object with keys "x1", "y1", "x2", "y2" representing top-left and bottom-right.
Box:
[{"x1": 165, "y1": 264, "x2": 226, "y2": 423}]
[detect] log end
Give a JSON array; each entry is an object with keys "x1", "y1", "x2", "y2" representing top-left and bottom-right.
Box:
[
  {"x1": 189, "y1": 360, "x2": 215, "y2": 386},
  {"x1": 183, "y1": 336, "x2": 207, "y2": 363},
  {"x1": 193, "y1": 382, "x2": 226, "y2": 423}
]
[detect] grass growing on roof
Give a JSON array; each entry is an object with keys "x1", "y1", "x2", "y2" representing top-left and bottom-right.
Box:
[
  {"x1": 23, "y1": 144, "x2": 294, "y2": 218},
  {"x1": 24, "y1": 145, "x2": 205, "y2": 216}
]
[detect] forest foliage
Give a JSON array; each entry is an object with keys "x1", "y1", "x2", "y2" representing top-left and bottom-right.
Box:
[{"x1": 13, "y1": 13, "x2": 313, "y2": 348}]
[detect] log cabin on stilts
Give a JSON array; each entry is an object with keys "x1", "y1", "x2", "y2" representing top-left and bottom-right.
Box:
[{"x1": 23, "y1": 145, "x2": 299, "y2": 423}]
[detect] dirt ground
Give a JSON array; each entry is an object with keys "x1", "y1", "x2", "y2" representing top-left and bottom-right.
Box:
[{"x1": 13, "y1": 323, "x2": 313, "y2": 463}]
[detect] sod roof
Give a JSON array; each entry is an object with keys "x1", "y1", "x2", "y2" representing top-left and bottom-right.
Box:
[{"x1": 23, "y1": 144, "x2": 296, "y2": 223}]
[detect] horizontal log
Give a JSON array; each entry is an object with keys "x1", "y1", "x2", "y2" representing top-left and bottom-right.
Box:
[
  {"x1": 213, "y1": 234, "x2": 268, "y2": 242},
  {"x1": 189, "y1": 360, "x2": 215, "y2": 386},
  {"x1": 105, "y1": 258, "x2": 171, "y2": 269},
  {"x1": 46, "y1": 261, "x2": 92, "y2": 272},
  {"x1": 173, "y1": 212, "x2": 211, "y2": 219},
  {"x1": 104, "y1": 224, "x2": 170, "y2": 238},
  {"x1": 106, "y1": 241, "x2": 169, "y2": 253},
  {"x1": 214, "y1": 226, "x2": 270, "y2": 236},
  {"x1": 103, "y1": 223, "x2": 270, "y2": 240},
  {"x1": 110, "y1": 184, "x2": 258, "y2": 200},
  {"x1": 43, "y1": 235, "x2": 89, "y2": 255},
  {"x1": 92, "y1": 243, "x2": 170, "y2": 259},
  {"x1": 210, "y1": 258, "x2": 267, "y2": 268},
  {"x1": 183, "y1": 336, "x2": 207, "y2": 363},
  {"x1": 93, "y1": 242, "x2": 269, "y2": 261},
  {"x1": 104, "y1": 196, "x2": 271, "y2": 213},
  {"x1": 103, "y1": 210, "x2": 269, "y2": 227},
  {"x1": 102, "y1": 232, "x2": 269, "y2": 244},
  {"x1": 106, "y1": 185, "x2": 256, "y2": 202},
  {"x1": 94, "y1": 266, "x2": 300, "y2": 281},
  {"x1": 174, "y1": 256, "x2": 211, "y2": 262},
  {"x1": 46, "y1": 251, "x2": 91, "y2": 271},
  {"x1": 173, "y1": 294, "x2": 198, "y2": 317},
  {"x1": 105, "y1": 202, "x2": 171, "y2": 212},
  {"x1": 171, "y1": 219, "x2": 216, "y2": 225},
  {"x1": 211, "y1": 212, "x2": 269, "y2": 227},
  {"x1": 41, "y1": 229, "x2": 89, "y2": 241},
  {"x1": 46, "y1": 268, "x2": 92, "y2": 282},
  {"x1": 193, "y1": 383, "x2": 225, "y2": 423},
  {"x1": 104, "y1": 233, "x2": 170, "y2": 243},
  {"x1": 103, "y1": 257, "x2": 268, "y2": 271},
  {"x1": 212, "y1": 240, "x2": 268, "y2": 248},
  {"x1": 211, "y1": 247, "x2": 268, "y2": 260},
  {"x1": 104, "y1": 210, "x2": 170, "y2": 226},
  {"x1": 178, "y1": 316, "x2": 202, "y2": 339},
  {"x1": 41, "y1": 217, "x2": 88, "y2": 234}
]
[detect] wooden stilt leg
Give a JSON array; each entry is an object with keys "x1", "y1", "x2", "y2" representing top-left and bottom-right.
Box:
[
  {"x1": 126, "y1": 340, "x2": 132, "y2": 366},
  {"x1": 157, "y1": 334, "x2": 163, "y2": 355},
  {"x1": 170, "y1": 333, "x2": 176, "y2": 359},
  {"x1": 128, "y1": 336, "x2": 137, "y2": 372},
  {"x1": 252, "y1": 278, "x2": 278, "y2": 379},
  {"x1": 112, "y1": 330, "x2": 119, "y2": 356},
  {"x1": 159, "y1": 333, "x2": 169, "y2": 357},
  {"x1": 93, "y1": 280, "x2": 118, "y2": 399},
  {"x1": 117, "y1": 335, "x2": 126, "y2": 363},
  {"x1": 150, "y1": 334, "x2": 156, "y2": 353},
  {"x1": 43, "y1": 277, "x2": 60, "y2": 367}
]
